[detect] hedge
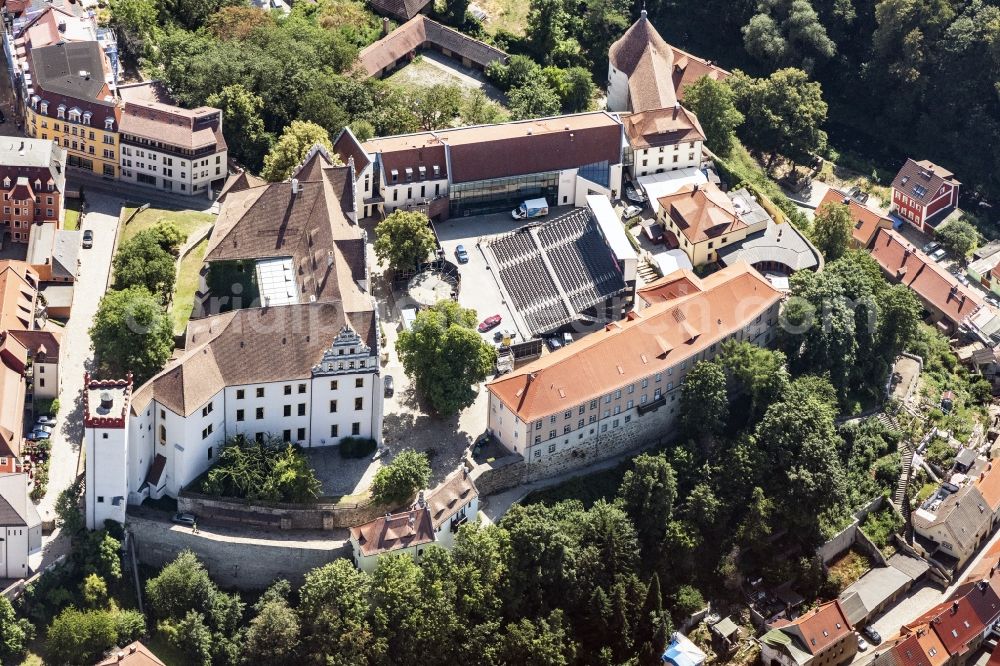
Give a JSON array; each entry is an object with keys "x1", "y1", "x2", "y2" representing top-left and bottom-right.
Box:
[{"x1": 339, "y1": 437, "x2": 378, "y2": 459}]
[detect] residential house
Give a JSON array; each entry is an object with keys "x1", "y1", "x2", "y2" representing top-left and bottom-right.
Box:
[
  {"x1": 867, "y1": 629, "x2": 948, "y2": 666},
  {"x1": 912, "y1": 483, "x2": 992, "y2": 572},
  {"x1": 891, "y1": 159, "x2": 961, "y2": 233},
  {"x1": 95, "y1": 641, "x2": 167, "y2": 666},
  {"x1": 334, "y1": 111, "x2": 624, "y2": 219},
  {"x1": 817, "y1": 188, "x2": 894, "y2": 249},
  {"x1": 606, "y1": 9, "x2": 729, "y2": 114},
  {"x1": 84, "y1": 149, "x2": 384, "y2": 527},
  {"x1": 486, "y1": 262, "x2": 781, "y2": 463},
  {"x1": 975, "y1": 460, "x2": 1000, "y2": 529},
  {"x1": 0, "y1": 472, "x2": 42, "y2": 578},
  {"x1": 0, "y1": 137, "x2": 66, "y2": 244},
  {"x1": 349, "y1": 468, "x2": 479, "y2": 572},
  {"x1": 870, "y1": 228, "x2": 983, "y2": 333},
  {"x1": 0, "y1": 261, "x2": 57, "y2": 474},
  {"x1": 654, "y1": 182, "x2": 770, "y2": 267},
  {"x1": 760, "y1": 600, "x2": 857, "y2": 666},
  {"x1": 357, "y1": 15, "x2": 508, "y2": 79},
  {"x1": 118, "y1": 82, "x2": 227, "y2": 197},
  {"x1": 23, "y1": 41, "x2": 120, "y2": 178},
  {"x1": 966, "y1": 252, "x2": 1000, "y2": 297},
  {"x1": 622, "y1": 104, "x2": 705, "y2": 179},
  {"x1": 838, "y1": 553, "x2": 929, "y2": 628},
  {"x1": 662, "y1": 632, "x2": 707, "y2": 666},
  {"x1": 26, "y1": 222, "x2": 79, "y2": 318}
]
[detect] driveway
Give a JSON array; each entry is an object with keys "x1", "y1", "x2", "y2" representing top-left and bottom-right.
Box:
[{"x1": 35, "y1": 191, "x2": 122, "y2": 524}]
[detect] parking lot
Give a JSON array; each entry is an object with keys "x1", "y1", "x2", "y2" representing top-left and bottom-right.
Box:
[{"x1": 434, "y1": 206, "x2": 576, "y2": 344}]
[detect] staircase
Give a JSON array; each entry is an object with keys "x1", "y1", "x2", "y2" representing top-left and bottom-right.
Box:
[
  {"x1": 637, "y1": 258, "x2": 659, "y2": 284},
  {"x1": 894, "y1": 440, "x2": 916, "y2": 542}
]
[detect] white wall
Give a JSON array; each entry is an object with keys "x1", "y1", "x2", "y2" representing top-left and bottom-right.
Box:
[
  {"x1": 33, "y1": 360, "x2": 58, "y2": 399},
  {"x1": 633, "y1": 141, "x2": 702, "y2": 178},
  {"x1": 308, "y1": 373, "x2": 379, "y2": 445},
  {"x1": 85, "y1": 423, "x2": 129, "y2": 529},
  {"x1": 431, "y1": 496, "x2": 478, "y2": 550},
  {"x1": 0, "y1": 525, "x2": 29, "y2": 578},
  {"x1": 606, "y1": 65, "x2": 630, "y2": 113},
  {"x1": 381, "y1": 177, "x2": 449, "y2": 213},
  {"x1": 120, "y1": 145, "x2": 227, "y2": 196}
]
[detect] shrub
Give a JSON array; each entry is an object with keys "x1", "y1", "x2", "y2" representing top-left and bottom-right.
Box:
[
  {"x1": 671, "y1": 585, "x2": 705, "y2": 622},
  {"x1": 860, "y1": 507, "x2": 904, "y2": 549},
  {"x1": 339, "y1": 437, "x2": 377, "y2": 459},
  {"x1": 370, "y1": 450, "x2": 430, "y2": 506},
  {"x1": 201, "y1": 434, "x2": 321, "y2": 503}
]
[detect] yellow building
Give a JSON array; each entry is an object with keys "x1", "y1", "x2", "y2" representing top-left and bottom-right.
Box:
[{"x1": 25, "y1": 41, "x2": 120, "y2": 178}]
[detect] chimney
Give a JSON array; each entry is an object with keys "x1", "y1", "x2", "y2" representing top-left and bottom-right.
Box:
[
  {"x1": 408, "y1": 513, "x2": 415, "y2": 526},
  {"x1": 952, "y1": 601, "x2": 960, "y2": 614},
  {"x1": 291, "y1": 178, "x2": 300, "y2": 195},
  {"x1": 116, "y1": 652, "x2": 125, "y2": 662},
  {"x1": 382, "y1": 16, "x2": 390, "y2": 36},
  {"x1": 100, "y1": 392, "x2": 113, "y2": 410}
]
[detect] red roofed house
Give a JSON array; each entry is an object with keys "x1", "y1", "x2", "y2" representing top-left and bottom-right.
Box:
[
  {"x1": 870, "y1": 228, "x2": 983, "y2": 333},
  {"x1": 623, "y1": 104, "x2": 706, "y2": 180},
  {"x1": 349, "y1": 468, "x2": 479, "y2": 572},
  {"x1": 891, "y1": 159, "x2": 961, "y2": 233},
  {"x1": 817, "y1": 188, "x2": 893, "y2": 250},
  {"x1": 486, "y1": 262, "x2": 781, "y2": 468},
  {"x1": 607, "y1": 9, "x2": 729, "y2": 114},
  {"x1": 118, "y1": 82, "x2": 227, "y2": 198},
  {"x1": 0, "y1": 137, "x2": 67, "y2": 245},
  {"x1": 869, "y1": 628, "x2": 947, "y2": 666},
  {"x1": 760, "y1": 600, "x2": 857, "y2": 666}
]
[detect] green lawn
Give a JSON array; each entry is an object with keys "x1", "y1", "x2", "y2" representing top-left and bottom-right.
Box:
[
  {"x1": 479, "y1": 0, "x2": 529, "y2": 35},
  {"x1": 143, "y1": 634, "x2": 189, "y2": 666},
  {"x1": 171, "y1": 238, "x2": 208, "y2": 334},
  {"x1": 63, "y1": 199, "x2": 82, "y2": 231},
  {"x1": 121, "y1": 206, "x2": 215, "y2": 245}
]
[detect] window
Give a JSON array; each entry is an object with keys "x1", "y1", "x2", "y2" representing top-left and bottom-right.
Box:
[
  {"x1": 159, "y1": 425, "x2": 166, "y2": 442},
  {"x1": 535, "y1": 420, "x2": 542, "y2": 430},
  {"x1": 549, "y1": 443, "x2": 556, "y2": 453},
  {"x1": 97, "y1": 496, "x2": 104, "y2": 503},
  {"x1": 297, "y1": 427, "x2": 306, "y2": 440},
  {"x1": 298, "y1": 383, "x2": 306, "y2": 394},
  {"x1": 255, "y1": 432, "x2": 265, "y2": 443},
  {"x1": 563, "y1": 425, "x2": 570, "y2": 434},
  {"x1": 549, "y1": 430, "x2": 556, "y2": 439},
  {"x1": 236, "y1": 409, "x2": 244, "y2": 421},
  {"x1": 330, "y1": 380, "x2": 338, "y2": 390},
  {"x1": 352, "y1": 422, "x2": 361, "y2": 436},
  {"x1": 256, "y1": 387, "x2": 265, "y2": 398},
  {"x1": 534, "y1": 436, "x2": 541, "y2": 444},
  {"x1": 284, "y1": 405, "x2": 292, "y2": 417},
  {"x1": 207, "y1": 447, "x2": 213, "y2": 460},
  {"x1": 564, "y1": 410, "x2": 572, "y2": 419},
  {"x1": 284, "y1": 385, "x2": 292, "y2": 395},
  {"x1": 331, "y1": 424, "x2": 339, "y2": 437},
  {"x1": 283, "y1": 429, "x2": 291, "y2": 442},
  {"x1": 355, "y1": 377, "x2": 364, "y2": 388},
  {"x1": 330, "y1": 400, "x2": 338, "y2": 412},
  {"x1": 298, "y1": 403, "x2": 306, "y2": 416},
  {"x1": 590, "y1": 399, "x2": 598, "y2": 409},
  {"x1": 202, "y1": 402, "x2": 213, "y2": 417},
  {"x1": 256, "y1": 407, "x2": 264, "y2": 419},
  {"x1": 237, "y1": 389, "x2": 245, "y2": 399},
  {"x1": 355, "y1": 397, "x2": 363, "y2": 410}
]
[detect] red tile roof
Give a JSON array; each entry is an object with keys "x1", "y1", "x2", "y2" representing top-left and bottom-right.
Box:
[
  {"x1": 657, "y1": 183, "x2": 746, "y2": 245},
  {"x1": 350, "y1": 507, "x2": 435, "y2": 557},
  {"x1": 870, "y1": 228, "x2": 983, "y2": 327},
  {"x1": 96, "y1": 641, "x2": 166, "y2": 666},
  {"x1": 120, "y1": 100, "x2": 225, "y2": 152},
  {"x1": 818, "y1": 188, "x2": 893, "y2": 248},
  {"x1": 622, "y1": 105, "x2": 705, "y2": 150},
  {"x1": 785, "y1": 600, "x2": 853, "y2": 655},
  {"x1": 488, "y1": 262, "x2": 780, "y2": 421},
  {"x1": 976, "y1": 462, "x2": 1000, "y2": 512}
]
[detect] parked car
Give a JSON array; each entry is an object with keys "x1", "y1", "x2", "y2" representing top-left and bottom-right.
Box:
[
  {"x1": 863, "y1": 627, "x2": 881, "y2": 645},
  {"x1": 956, "y1": 273, "x2": 970, "y2": 286},
  {"x1": 923, "y1": 240, "x2": 941, "y2": 254},
  {"x1": 930, "y1": 248, "x2": 947, "y2": 261},
  {"x1": 987, "y1": 293, "x2": 1000, "y2": 308},
  {"x1": 478, "y1": 314, "x2": 502, "y2": 332},
  {"x1": 82, "y1": 229, "x2": 94, "y2": 248},
  {"x1": 454, "y1": 244, "x2": 469, "y2": 264},
  {"x1": 547, "y1": 337, "x2": 562, "y2": 351},
  {"x1": 857, "y1": 636, "x2": 869, "y2": 652},
  {"x1": 26, "y1": 429, "x2": 51, "y2": 441},
  {"x1": 625, "y1": 184, "x2": 646, "y2": 204},
  {"x1": 33, "y1": 423, "x2": 53, "y2": 434},
  {"x1": 172, "y1": 512, "x2": 196, "y2": 526},
  {"x1": 562, "y1": 332, "x2": 573, "y2": 346},
  {"x1": 384, "y1": 375, "x2": 394, "y2": 398},
  {"x1": 35, "y1": 415, "x2": 55, "y2": 426},
  {"x1": 622, "y1": 205, "x2": 642, "y2": 220}
]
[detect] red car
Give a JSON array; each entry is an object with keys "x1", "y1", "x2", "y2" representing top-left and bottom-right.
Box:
[{"x1": 478, "y1": 314, "x2": 502, "y2": 332}]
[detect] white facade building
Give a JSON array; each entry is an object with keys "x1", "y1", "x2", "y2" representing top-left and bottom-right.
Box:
[
  {"x1": 349, "y1": 468, "x2": 480, "y2": 572},
  {"x1": 83, "y1": 375, "x2": 132, "y2": 530},
  {"x1": 0, "y1": 472, "x2": 41, "y2": 578},
  {"x1": 118, "y1": 98, "x2": 227, "y2": 198}
]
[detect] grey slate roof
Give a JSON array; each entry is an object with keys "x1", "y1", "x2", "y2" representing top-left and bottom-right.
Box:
[
  {"x1": 891, "y1": 159, "x2": 960, "y2": 207},
  {"x1": 31, "y1": 41, "x2": 108, "y2": 101},
  {"x1": 0, "y1": 494, "x2": 27, "y2": 526}
]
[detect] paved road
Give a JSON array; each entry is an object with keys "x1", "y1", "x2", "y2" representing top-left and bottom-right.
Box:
[
  {"x1": 35, "y1": 192, "x2": 122, "y2": 523},
  {"x1": 69, "y1": 170, "x2": 217, "y2": 213}
]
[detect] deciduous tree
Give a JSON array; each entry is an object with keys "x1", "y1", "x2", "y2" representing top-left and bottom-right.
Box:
[
  {"x1": 936, "y1": 218, "x2": 981, "y2": 261},
  {"x1": 112, "y1": 230, "x2": 177, "y2": 299},
  {"x1": 682, "y1": 76, "x2": 744, "y2": 156},
  {"x1": 261, "y1": 121, "x2": 335, "y2": 182},
  {"x1": 812, "y1": 201, "x2": 853, "y2": 260},
  {"x1": 370, "y1": 450, "x2": 431, "y2": 505},
  {"x1": 373, "y1": 210, "x2": 437, "y2": 273},
  {"x1": 90, "y1": 286, "x2": 173, "y2": 384}
]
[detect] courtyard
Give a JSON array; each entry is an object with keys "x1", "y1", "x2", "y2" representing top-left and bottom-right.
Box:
[{"x1": 386, "y1": 50, "x2": 506, "y2": 105}]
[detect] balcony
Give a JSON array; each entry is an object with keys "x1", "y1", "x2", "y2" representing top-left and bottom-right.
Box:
[{"x1": 636, "y1": 396, "x2": 666, "y2": 416}]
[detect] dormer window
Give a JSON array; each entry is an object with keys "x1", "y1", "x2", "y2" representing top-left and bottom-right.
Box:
[
  {"x1": 3, "y1": 177, "x2": 9, "y2": 188},
  {"x1": 418, "y1": 166, "x2": 426, "y2": 179},
  {"x1": 34, "y1": 179, "x2": 41, "y2": 189},
  {"x1": 68, "y1": 108, "x2": 80, "y2": 122},
  {"x1": 433, "y1": 165, "x2": 440, "y2": 177},
  {"x1": 57, "y1": 105, "x2": 65, "y2": 119},
  {"x1": 405, "y1": 167, "x2": 413, "y2": 182},
  {"x1": 104, "y1": 117, "x2": 114, "y2": 130},
  {"x1": 47, "y1": 180, "x2": 54, "y2": 191},
  {"x1": 39, "y1": 101, "x2": 48, "y2": 115},
  {"x1": 390, "y1": 169, "x2": 398, "y2": 183},
  {"x1": 82, "y1": 111, "x2": 92, "y2": 125}
]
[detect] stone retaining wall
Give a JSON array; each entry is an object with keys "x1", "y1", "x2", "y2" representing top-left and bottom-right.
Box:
[
  {"x1": 128, "y1": 515, "x2": 349, "y2": 589},
  {"x1": 178, "y1": 492, "x2": 386, "y2": 531}
]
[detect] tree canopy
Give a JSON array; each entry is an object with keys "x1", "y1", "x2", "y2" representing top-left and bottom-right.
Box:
[
  {"x1": 373, "y1": 211, "x2": 437, "y2": 273},
  {"x1": 682, "y1": 76, "x2": 744, "y2": 156},
  {"x1": 395, "y1": 300, "x2": 497, "y2": 415},
  {"x1": 112, "y1": 230, "x2": 177, "y2": 299},
  {"x1": 936, "y1": 218, "x2": 981, "y2": 261},
  {"x1": 261, "y1": 120, "x2": 336, "y2": 182},
  {"x1": 90, "y1": 286, "x2": 174, "y2": 384},
  {"x1": 370, "y1": 450, "x2": 432, "y2": 506},
  {"x1": 812, "y1": 201, "x2": 853, "y2": 261}
]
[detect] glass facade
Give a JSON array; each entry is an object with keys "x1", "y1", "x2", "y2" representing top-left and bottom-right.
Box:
[
  {"x1": 450, "y1": 171, "x2": 560, "y2": 217},
  {"x1": 578, "y1": 160, "x2": 611, "y2": 188}
]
